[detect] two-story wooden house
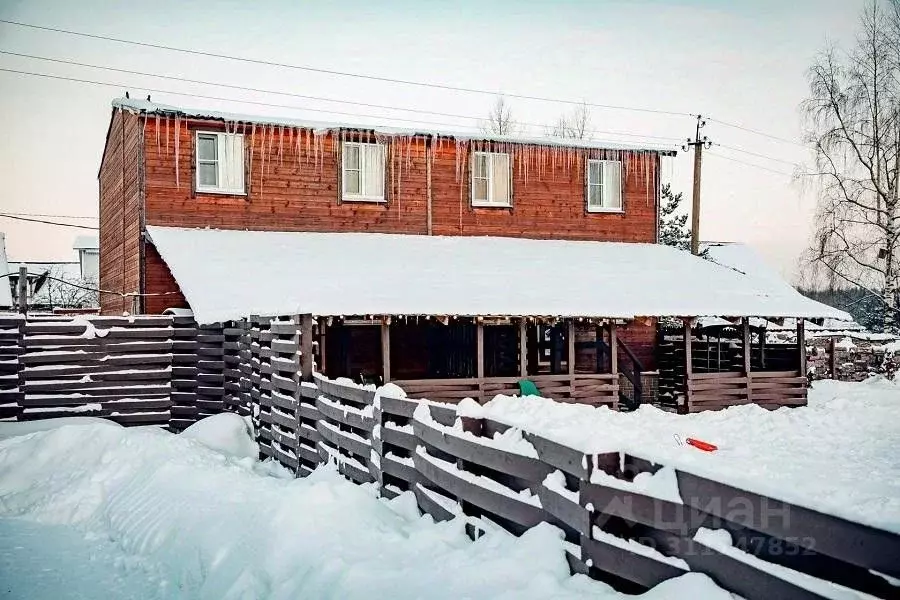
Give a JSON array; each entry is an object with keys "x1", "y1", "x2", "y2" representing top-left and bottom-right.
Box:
[{"x1": 98, "y1": 97, "x2": 845, "y2": 412}]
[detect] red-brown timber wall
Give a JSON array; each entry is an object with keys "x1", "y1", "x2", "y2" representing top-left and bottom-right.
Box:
[
  {"x1": 100, "y1": 110, "x2": 661, "y2": 368},
  {"x1": 98, "y1": 109, "x2": 143, "y2": 315}
]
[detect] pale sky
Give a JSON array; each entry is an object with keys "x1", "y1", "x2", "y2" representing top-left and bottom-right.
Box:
[{"x1": 0, "y1": 0, "x2": 864, "y2": 281}]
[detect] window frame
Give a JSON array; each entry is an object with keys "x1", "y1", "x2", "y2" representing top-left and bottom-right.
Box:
[
  {"x1": 471, "y1": 151, "x2": 512, "y2": 208},
  {"x1": 194, "y1": 130, "x2": 246, "y2": 196},
  {"x1": 586, "y1": 159, "x2": 624, "y2": 213},
  {"x1": 341, "y1": 141, "x2": 387, "y2": 203}
]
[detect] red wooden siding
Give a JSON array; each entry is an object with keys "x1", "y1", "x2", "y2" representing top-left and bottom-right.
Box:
[
  {"x1": 99, "y1": 110, "x2": 664, "y2": 329},
  {"x1": 98, "y1": 109, "x2": 143, "y2": 315}
]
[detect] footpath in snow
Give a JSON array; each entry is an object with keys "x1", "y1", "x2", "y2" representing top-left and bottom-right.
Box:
[
  {"x1": 460, "y1": 377, "x2": 900, "y2": 535},
  {"x1": 0, "y1": 414, "x2": 730, "y2": 600}
]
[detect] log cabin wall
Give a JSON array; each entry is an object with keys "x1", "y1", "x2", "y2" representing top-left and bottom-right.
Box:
[
  {"x1": 99, "y1": 109, "x2": 664, "y2": 365},
  {"x1": 98, "y1": 109, "x2": 143, "y2": 315}
]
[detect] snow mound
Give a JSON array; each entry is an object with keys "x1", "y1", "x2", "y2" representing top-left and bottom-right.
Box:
[
  {"x1": 0, "y1": 420, "x2": 728, "y2": 598},
  {"x1": 180, "y1": 412, "x2": 258, "y2": 459},
  {"x1": 0, "y1": 417, "x2": 120, "y2": 442},
  {"x1": 474, "y1": 378, "x2": 900, "y2": 534}
]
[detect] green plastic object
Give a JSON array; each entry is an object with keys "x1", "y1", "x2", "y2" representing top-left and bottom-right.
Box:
[{"x1": 518, "y1": 379, "x2": 541, "y2": 397}]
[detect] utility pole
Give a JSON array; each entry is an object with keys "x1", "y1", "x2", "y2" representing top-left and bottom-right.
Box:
[
  {"x1": 684, "y1": 115, "x2": 712, "y2": 255},
  {"x1": 17, "y1": 265, "x2": 27, "y2": 314}
]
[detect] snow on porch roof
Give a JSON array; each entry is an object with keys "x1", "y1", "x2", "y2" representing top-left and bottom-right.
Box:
[
  {"x1": 146, "y1": 226, "x2": 849, "y2": 325},
  {"x1": 112, "y1": 97, "x2": 677, "y2": 155}
]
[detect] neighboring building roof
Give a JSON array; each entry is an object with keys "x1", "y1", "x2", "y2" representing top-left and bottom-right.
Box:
[
  {"x1": 0, "y1": 233, "x2": 12, "y2": 307},
  {"x1": 112, "y1": 97, "x2": 678, "y2": 156},
  {"x1": 146, "y1": 226, "x2": 850, "y2": 325},
  {"x1": 72, "y1": 235, "x2": 99, "y2": 250},
  {"x1": 699, "y1": 241, "x2": 863, "y2": 332}
]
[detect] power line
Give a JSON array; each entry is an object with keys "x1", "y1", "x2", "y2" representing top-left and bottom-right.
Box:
[
  {"x1": 0, "y1": 18, "x2": 694, "y2": 118},
  {"x1": 0, "y1": 67, "x2": 679, "y2": 148},
  {"x1": 705, "y1": 151, "x2": 795, "y2": 176},
  {"x1": 0, "y1": 50, "x2": 684, "y2": 143},
  {"x1": 2, "y1": 211, "x2": 97, "y2": 220},
  {"x1": 716, "y1": 143, "x2": 801, "y2": 167},
  {"x1": 0, "y1": 213, "x2": 99, "y2": 230},
  {"x1": 706, "y1": 117, "x2": 806, "y2": 148}
]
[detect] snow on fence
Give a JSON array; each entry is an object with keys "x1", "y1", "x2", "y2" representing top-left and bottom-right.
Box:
[
  {"x1": 257, "y1": 374, "x2": 899, "y2": 600},
  {"x1": 0, "y1": 313, "x2": 228, "y2": 428}
]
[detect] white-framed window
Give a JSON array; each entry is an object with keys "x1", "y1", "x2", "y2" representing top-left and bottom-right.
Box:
[
  {"x1": 472, "y1": 151, "x2": 511, "y2": 207},
  {"x1": 342, "y1": 142, "x2": 386, "y2": 202},
  {"x1": 586, "y1": 159, "x2": 623, "y2": 212},
  {"x1": 195, "y1": 131, "x2": 246, "y2": 194}
]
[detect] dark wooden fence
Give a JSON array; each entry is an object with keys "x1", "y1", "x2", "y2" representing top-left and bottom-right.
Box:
[
  {"x1": 0, "y1": 313, "x2": 228, "y2": 428},
  {"x1": 266, "y1": 373, "x2": 899, "y2": 600}
]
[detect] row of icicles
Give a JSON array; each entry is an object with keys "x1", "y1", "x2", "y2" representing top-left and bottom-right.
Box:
[{"x1": 141, "y1": 112, "x2": 661, "y2": 211}]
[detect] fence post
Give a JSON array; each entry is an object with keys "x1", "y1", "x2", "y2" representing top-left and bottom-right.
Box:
[
  {"x1": 682, "y1": 318, "x2": 692, "y2": 413},
  {"x1": 300, "y1": 313, "x2": 313, "y2": 382},
  {"x1": 798, "y1": 319, "x2": 807, "y2": 378},
  {"x1": 17, "y1": 266, "x2": 27, "y2": 314},
  {"x1": 742, "y1": 317, "x2": 752, "y2": 404}
]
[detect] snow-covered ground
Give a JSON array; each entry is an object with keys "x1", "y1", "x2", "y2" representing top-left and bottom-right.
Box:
[
  {"x1": 461, "y1": 378, "x2": 900, "y2": 534},
  {"x1": 0, "y1": 414, "x2": 730, "y2": 599}
]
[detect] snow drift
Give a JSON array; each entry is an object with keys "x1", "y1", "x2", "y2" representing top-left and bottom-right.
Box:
[{"x1": 0, "y1": 418, "x2": 729, "y2": 599}]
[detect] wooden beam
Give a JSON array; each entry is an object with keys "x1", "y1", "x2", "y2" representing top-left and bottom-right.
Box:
[
  {"x1": 683, "y1": 318, "x2": 692, "y2": 413},
  {"x1": 518, "y1": 318, "x2": 527, "y2": 377},
  {"x1": 798, "y1": 319, "x2": 807, "y2": 377},
  {"x1": 829, "y1": 335, "x2": 837, "y2": 379},
  {"x1": 381, "y1": 319, "x2": 391, "y2": 384},
  {"x1": 476, "y1": 320, "x2": 485, "y2": 379},
  {"x1": 567, "y1": 319, "x2": 576, "y2": 376},
  {"x1": 299, "y1": 313, "x2": 314, "y2": 381},
  {"x1": 609, "y1": 322, "x2": 618, "y2": 374},
  {"x1": 742, "y1": 317, "x2": 752, "y2": 404}
]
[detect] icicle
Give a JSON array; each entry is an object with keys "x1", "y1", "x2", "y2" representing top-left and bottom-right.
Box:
[
  {"x1": 155, "y1": 114, "x2": 160, "y2": 154},
  {"x1": 165, "y1": 115, "x2": 170, "y2": 154},
  {"x1": 295, "y1": 127, "x2": 302, "y2": 168},
  {"x1": 250, "y1": 124, "x2": 257, "y2": 189},
  {"x1": 174, "y1": 115, "x2": 180, "y2": 188}
]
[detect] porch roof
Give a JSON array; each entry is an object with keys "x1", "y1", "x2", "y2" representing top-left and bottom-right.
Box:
[{"x1": 146, "y1": 226, "x2": 850, "y2": 325}]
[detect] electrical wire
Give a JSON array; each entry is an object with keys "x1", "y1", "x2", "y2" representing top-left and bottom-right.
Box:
[
  {"x1": 0, "y1": 67, "x2": 679, "y2": 147},
  {"x1": 705, "y1": 151, "x2": 795, "y2": 176},
  {"x1": 1, "y1": 212, "x2": 97, "y2": 220},
  {"x1": 0, "y1": 213, "x2": 99, "y2": 230},
  {"x1": 715, "y1": 143, "x2": 802, "y2": 167},
  {"x1": 706, "y1": 117, "x2": 806, "y2": 148},
  {"x1": 0, "y1": 50, "x2": 685, "y2": 143},
  {"x1": 0, "y1": 19, "x2": 694, "y2": 117}
]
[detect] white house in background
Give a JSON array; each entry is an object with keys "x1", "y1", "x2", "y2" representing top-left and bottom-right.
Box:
[
  {"x1": 72, "y1": 235, "x2": 99, "y2": 281},
  {"x1": 0, "y1": 233, "x2": 13, "y2": 308},
  {"x1": 4, "y1": 235, "x2": 100, "y2": 310}
]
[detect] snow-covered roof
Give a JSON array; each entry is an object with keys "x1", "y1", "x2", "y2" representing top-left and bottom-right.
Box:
[
  {"x1": 72, "y1": 235, "x2": 98, "y2": 250},
  {"x1": 146, "y1": 226, "x2": 850, "y2": 325},
  {"x1": 698, "y1": 242, "x2": 860, "y2": 331},
  {"x1": 0, "y1": 233, "x2": 12, "y2": 307},
  {"x1": 112, "y1": 97, "x2": 678, "y2": 155}
]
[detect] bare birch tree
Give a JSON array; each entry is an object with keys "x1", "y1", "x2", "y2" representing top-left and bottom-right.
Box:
[
  {"x1": 803, "y1": 0, "x2": 900, "y2": 331},
  {"x1": 551, "y1": 103, "x2": 592, "y2": 139},
  {"x1": 481, "y1": 96, "x2": 519, "y2": 136}
]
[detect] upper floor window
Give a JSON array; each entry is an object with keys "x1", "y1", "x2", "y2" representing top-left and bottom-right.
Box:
[
  {"x1": 586, "y1": 159, "x2": 623, "y2": 212},
  {"x1": 196, "y1": 132, "x2": 245, "y2": 195},
  {"x1": 342, "y1": 142, "x2": 386, "y2": 202},
  {"x1": 472, "y1": 151, "x2": 511, "y2": 207}
]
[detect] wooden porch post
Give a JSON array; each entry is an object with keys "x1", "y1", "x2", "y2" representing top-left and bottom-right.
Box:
[
  {"x1": 518, "y1": 318, "x2": 527, "y2": 377},
  {"x1": 742, "y1": 317, "x2": 752, "y2": 404},
  {"x1": 567, "y1": 319, "x2": 576, "y2": 376},
  {"x1": 476, "y1": 319, "x2": 485, "y2": 401},
  {"x1": 299, "y1": 313, "x2": 314, "y2": 381},
  {"x1": 798, "y1": 319, "x2": 807, "y2": 378},
  {"x1": 829, "y1": 334, "x2": 837, "y2": 379},
  {"x1": 608, "y1": 322, "x2": 618, "y2": 374},
  {"x1": 683, "y1": 318, "x2": 692, "y2": 412},
  {"x1": 381, "y1": 318, "x2": 391, "y2": 384}
]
